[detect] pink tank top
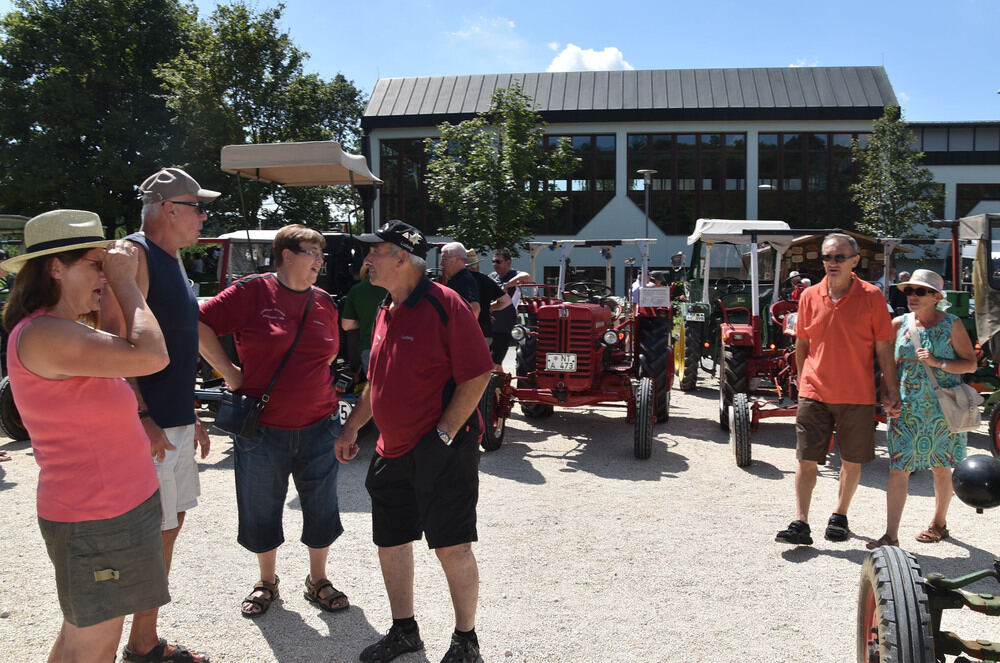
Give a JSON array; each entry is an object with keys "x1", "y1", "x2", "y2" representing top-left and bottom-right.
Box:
[{"x1": 8, "y1": 310, "x2": 158, "y2": 522}]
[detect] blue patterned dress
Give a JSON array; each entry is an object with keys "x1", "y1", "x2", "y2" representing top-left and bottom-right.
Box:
[{"x1": 887, "y1": 312, "x2": 967, "y2": 471}]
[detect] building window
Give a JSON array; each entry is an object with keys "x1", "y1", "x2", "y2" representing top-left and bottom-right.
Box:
[
  {"x1": 957, "y1": 183, "x2": 1000, "y2": 218},
  {"x1": 539, "y1": 134, "x2": 616, "y2": 235},
  {"x1": 378, "y1": 139, "x2": 441, "y2": 234},
  {"x1": 757, "y1": 132, "x2": 868, "y2": 228},
  {"x1": 626, "y1": 133, "x2": 746, "y2": 235}
]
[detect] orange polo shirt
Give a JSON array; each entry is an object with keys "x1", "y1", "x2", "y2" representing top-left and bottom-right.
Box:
[{"x1": 796, "y1": 274, "x2": 894, "y2": 404}]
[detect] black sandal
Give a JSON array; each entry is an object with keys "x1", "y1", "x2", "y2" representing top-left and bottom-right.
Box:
[
  {"x1": 241, "y1": 574, "x2": 279, "y2": 618},
  {"x1": 359, "y1": 624, "x2": 424, "y2": 663},
  {"x1": 304, "y1": 574, "x2": 349, "y2": 612},
  {"x1": 122, "y1": 638, "x2": 210, "y2": 662}
]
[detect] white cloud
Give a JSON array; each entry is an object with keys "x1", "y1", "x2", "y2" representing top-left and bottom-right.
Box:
[
  {"x1": 451, "y1": 17, "x2": 517, "y2": 40},
  {"x1": 546, "y1": 43, "x2": 634, "y2": 72},
  {"x1": 897, "y1": 91, "x2": 910, "y2": 103},
  {"x1": 446, "y1": 16, "x2": 528, "y2": 68},
  {"x1": 548, "y1": 42, "x2": 560, "y2": 51},
  {"x1": 789, "y1": 58, "x2": 820, "y2": 68}
]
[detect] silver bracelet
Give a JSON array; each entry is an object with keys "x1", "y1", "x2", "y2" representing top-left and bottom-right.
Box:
[{"x1": 941, "y1": 359, "x2": 947, "y2": 372}]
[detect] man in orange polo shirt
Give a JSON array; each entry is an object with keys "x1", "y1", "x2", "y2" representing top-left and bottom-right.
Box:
[{"x1": 776, "y1": 233, "x2": 901, "y2": 546}]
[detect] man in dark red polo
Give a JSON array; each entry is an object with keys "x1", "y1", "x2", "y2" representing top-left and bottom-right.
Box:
[{"x1": 335, "y1": 220, "x2": 492, "y2": 663}]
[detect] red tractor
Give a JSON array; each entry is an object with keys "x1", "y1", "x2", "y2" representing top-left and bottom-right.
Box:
[{"x1": 479, "y1": 239, "x2": 675, "y2": 459}]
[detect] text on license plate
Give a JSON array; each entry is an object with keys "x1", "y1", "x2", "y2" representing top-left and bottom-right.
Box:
[
  {"x1": 685, "y1": 312, "x2": 705, "y2": 321},
  {"x1": 545, "y1": 353, "x2": 578, "y2": 372}
]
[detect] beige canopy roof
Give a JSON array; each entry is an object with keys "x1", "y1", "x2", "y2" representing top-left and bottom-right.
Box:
[{"x1": 220, "y1": 141, "x2": 381, "y2": 186}]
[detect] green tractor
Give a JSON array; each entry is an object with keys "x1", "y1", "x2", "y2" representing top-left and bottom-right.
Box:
[{"x1": 674, "y1": 219, "x2": 792, "y2": 392}]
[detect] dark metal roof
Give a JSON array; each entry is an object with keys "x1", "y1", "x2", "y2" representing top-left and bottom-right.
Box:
[{"x1": 362, "y1": 66, "x2": 897, "y2": 130}]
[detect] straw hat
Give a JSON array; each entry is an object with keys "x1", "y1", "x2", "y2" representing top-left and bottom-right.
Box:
[
  {"x1": 895, "y1": 268, "x2": 944, "y2": 295},
  {"x1": 1, "y1": 209, "x2": 107, "y2": 273},
  {"x1": 465, "y1": 249, "x2": 481, "y2": 267}
]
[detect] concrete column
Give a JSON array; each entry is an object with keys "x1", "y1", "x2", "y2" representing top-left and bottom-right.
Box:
[{"x1": 746, "y1": 128, "x2": 759, "y2": 219}]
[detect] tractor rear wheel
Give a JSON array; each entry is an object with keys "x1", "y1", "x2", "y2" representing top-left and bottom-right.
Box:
[
  {"x1": 0, "y1": 376, "x2": 28, "y2": 441},
  {"x1": 516, "y1": 315, "x2": 554, "y2": 419},
  {"x1": 638, "y1": 315, "x2": 671, "y2": 422},
  {"x1": 634, "y1": 377, "x2": 654, "y2": 459},
  {"x1": 856, "y1": 546, "x2": 934, "y2": 663},
  {"x1": 730, "y1": 392, "x2": 751, "y2": 467},
  {"x1": 479, "y1": 373, "x2": 506, "y2": 451},
  {"x1": 718, "y1": 344, "x2": 750, "y2": 431},
  {"x1": 678, "y1": 321, "x2": 701, "y2": 391}
]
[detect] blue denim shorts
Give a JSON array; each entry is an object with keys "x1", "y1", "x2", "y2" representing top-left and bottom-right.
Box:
[{"x1": 234, "y1": 416, "x2": 343, "y2": 553}]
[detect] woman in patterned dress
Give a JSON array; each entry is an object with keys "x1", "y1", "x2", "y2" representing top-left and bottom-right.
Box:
[{"x1": 867, "y1": 269, "x2": 977, "y2": 549}]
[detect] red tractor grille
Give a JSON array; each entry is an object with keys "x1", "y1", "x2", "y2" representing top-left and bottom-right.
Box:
[{"x1": 536, "y1": 317, "x2": 596, "y2": 376}]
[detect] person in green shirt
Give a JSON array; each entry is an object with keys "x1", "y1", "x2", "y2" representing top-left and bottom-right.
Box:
[{"x1": 341, "y1": 264, "x2": 387, "y2": 376}]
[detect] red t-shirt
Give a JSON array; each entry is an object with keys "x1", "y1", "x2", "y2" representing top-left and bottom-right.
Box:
[
  {"x1": 369, "y1": 278, "x2": 493, "y2": 458},
  {"x1": 199, "y1": 274, "x2": 339, "y2": 429},
  {"x1": 796, "y1": 274, "x2": 894, "y2": 404}
]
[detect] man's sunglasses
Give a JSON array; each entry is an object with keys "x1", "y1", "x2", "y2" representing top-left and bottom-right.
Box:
[
  {"x1": 820, "y1": 253, "x2": 857, "y2": 263},
  {"x1": 903, "y1": 286, "x2": 931, "y2": 297},
  {"x1": 165, "y1": 200, "x2": 211, "y2": 213}
]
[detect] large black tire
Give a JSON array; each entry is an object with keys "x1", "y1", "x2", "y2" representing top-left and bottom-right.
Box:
[
  {"x1": 638, "y1": 315, "x2": 671, "y2": 422},
  {"x1": 678, "y1": 321, "x2": 701, "y2": 391},
  {"x1": 479, "y1": 373, "x2": 506, "y2": 452},
  {"x1": 718, "y1": 344, "x2": 750, "y2": 431},
  {"x1": 0, "y1": 376, "x2": 28, "y2": 441},
  {"x1": 730, "y1": 392, "x2": 751, "y2": 467},
  {"x1": 516, "y1": 315, "x2": 554, "y2": 418},
  {"x1": 856, "y1": 546, "x2": 934, "y2": 663},
  {"x1": 634, "y1": 377, "x2": 654, "y2": 459}
]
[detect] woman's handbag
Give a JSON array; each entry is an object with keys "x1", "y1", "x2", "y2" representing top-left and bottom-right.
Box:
[
  {"x1": 907, "y1": 317, "x2": 983, "y2": 434},
  {"x1": 212, "y1": 291, "x2": 313, "y2": 439}
]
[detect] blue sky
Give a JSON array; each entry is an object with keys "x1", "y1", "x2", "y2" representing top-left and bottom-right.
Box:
[{"x1": 2, "y1": 0, "x2": 997, "y2": 121}]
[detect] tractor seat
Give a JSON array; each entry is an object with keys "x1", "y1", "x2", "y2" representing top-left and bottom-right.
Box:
[{"x1": 770, "y1": 299, "x2": 798, "y2": 327}]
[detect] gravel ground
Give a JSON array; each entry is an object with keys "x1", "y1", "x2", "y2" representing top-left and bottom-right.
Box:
[{"x1": 3, "y1": 367, "x2": 1000, "y2": 662}]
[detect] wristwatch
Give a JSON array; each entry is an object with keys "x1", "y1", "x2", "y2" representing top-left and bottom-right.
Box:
[{"x1": 436, "y1": 428, "x2": 453, "y2": 446}]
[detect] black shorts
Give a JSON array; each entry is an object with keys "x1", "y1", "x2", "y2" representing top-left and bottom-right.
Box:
[{"x1": 365, "y1": 427, "x2": 480, "y2": 549}]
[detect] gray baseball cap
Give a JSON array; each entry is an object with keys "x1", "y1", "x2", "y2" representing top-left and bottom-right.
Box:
[{"x1": 139, "y1": 167, "x2": 220, "y2": 203}]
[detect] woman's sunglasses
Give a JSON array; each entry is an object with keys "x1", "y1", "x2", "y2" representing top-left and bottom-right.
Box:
[
  {"x1": 820, "y1": 253, "x2": 857, "y2": 263},
  {"x1": 902, "y1": 286, "x2": 931, "y2": 297}
]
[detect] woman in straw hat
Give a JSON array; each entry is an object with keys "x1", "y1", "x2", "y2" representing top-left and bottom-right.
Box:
[
  {"x1": 3, "y1": 209, "x2": 171, "y2": 662},
  {"x1": 867, "y1": 269, "x2": 977, "y2": 549}
]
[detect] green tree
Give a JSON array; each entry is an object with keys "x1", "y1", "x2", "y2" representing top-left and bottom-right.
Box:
[
  {"x1": 158, "y1": 2, "x2": 366, "y2": 233},
  {"x1": 424, "y1": 83, "x2": 578, "y2": 255},
  {"x1": 0, "y1": 0, "x2": 197, "y2": 232},
  {"x1": 850, "y1": 105, "x2": 942, "y2": 237}
]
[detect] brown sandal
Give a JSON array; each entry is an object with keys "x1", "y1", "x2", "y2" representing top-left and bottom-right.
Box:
[
  {"x1": 304, "y1": 574, "x2": 349, "y2": 612},
  {"x1": 241, "y1": 574, "x2": 279, "y2": 618},
  {"x1": 915, "y1": 524, "x2": 950, "y2": 543},
  {"x1": 865, "y1": 534, "x2": 899, "y2": 550}
]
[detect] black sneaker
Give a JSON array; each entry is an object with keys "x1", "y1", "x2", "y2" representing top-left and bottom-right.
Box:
[
  {"x1": 440, "y1": 634, "x2": 484, "y2": 663},
  {"x1": 775, "y1": 520, "x2": 813, "y2": 545},
  {"x1": 359, "y1": 624, "x2": 424, "y2": 663},
  {"x1": 825, "y1": 513, "x2": 850, "y2": 542}
]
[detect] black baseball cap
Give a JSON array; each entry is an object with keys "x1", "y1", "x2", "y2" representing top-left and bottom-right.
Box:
[{"x1": 359, "y1": 219, "x2": 429, "y2": 258}]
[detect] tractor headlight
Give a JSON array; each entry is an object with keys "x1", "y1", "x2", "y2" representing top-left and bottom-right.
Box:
[
  {"x1": 511, "y1": 325, "x2": 527, "y2": 342},
  {"x1": 601, "y1": 330, "x2": 619, "y2": 346}
]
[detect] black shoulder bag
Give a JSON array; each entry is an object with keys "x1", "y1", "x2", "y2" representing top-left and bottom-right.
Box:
[{"x1": 215, "y1": 290, "x2": 314, "y2": 439}]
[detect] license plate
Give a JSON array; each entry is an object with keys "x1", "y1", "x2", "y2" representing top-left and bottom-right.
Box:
[
  {"x1": 685, "y1": 312, "x2": 705, "y2": 322},
  {"x1": 338, "y1": 400, "x2": 353, "y2": 425},
  {"x1": 545, "y1": 353, "x2": 577, "y2": 372}
]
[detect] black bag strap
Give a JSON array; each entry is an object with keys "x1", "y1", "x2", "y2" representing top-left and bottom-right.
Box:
[{"x1": 257, "y1": 289, "x2": 314, "y2": 406}]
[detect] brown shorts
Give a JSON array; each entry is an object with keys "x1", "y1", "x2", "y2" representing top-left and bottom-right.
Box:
[
  {"x1": 795, "y1": 398, "x2": 876, "y2": 464},
  {"x1": 38, "y1": 492, "x2": 170, "y2": 627}
]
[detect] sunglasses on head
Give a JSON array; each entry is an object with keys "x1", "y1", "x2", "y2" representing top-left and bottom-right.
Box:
[
  {"x1": 820, "y1": 253, "x2": 857, "y2": 263},
  {"x1": 165, "y1": 200, "x2": 211, "y2": 213},
  {"x1": 903, "y1": 286, "x2": 932, "y2": 297}
]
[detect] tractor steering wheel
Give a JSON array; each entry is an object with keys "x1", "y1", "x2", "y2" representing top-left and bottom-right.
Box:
[
  {"x1": 564, "y1": 281, "x2": 613, "y2": 302},
  {"x1": 716, "y1": 277, "x2": 745, "y2": 295}
]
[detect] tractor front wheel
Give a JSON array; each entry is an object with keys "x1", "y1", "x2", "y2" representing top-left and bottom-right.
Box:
[
  {"x1": 0, "y1": 376, "x2": 27, "y2": 441},
  {"x1": 718, "y1": 344, "x2": 750, "y2": 431},
  {"x1": 638, "y1": 315, "x2": 672, "y2": 422},
  {"x1": 730, "y1": 392, "x2": 752, "y2": 467},
  {"x1": 633, "y1": 377, "x2": 654, "y2": 459},
  {"x1": 479, "y1": 373, "x2": 506, "y2": 452},
  {"x1": 856, "y1": 546, "x2": 934, "y2": 663}
]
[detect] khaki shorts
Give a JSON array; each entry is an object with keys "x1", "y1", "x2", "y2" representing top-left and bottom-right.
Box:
[
  {"x1": 38, "y1": 492, "x2": 170, "y2": 627},
  {"x1": 153, "y1": 424, "x2": 200, "y2": 530},
  {"x1": 795, "y1": 398, "x2": 876, "y2": 464}
]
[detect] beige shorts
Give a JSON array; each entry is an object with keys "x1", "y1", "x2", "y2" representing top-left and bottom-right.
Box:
[{"x1": 152, "y1": 424, "x2": 200, "y2": 530}]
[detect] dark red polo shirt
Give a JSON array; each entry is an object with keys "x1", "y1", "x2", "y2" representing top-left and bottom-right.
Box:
[{"x1": 369, "y1": 277, "x2": 493, "y2": 458}]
